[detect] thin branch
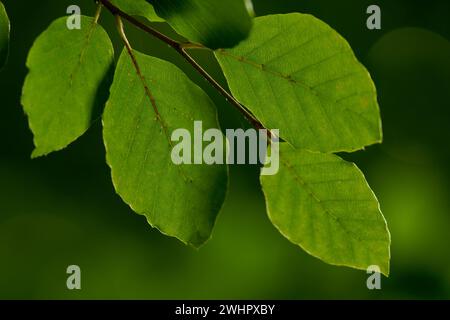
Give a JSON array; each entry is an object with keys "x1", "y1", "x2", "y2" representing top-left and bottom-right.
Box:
[
  {"x1": 97, "y1": 0, "x2": 271, "y2": 136},
  {"x1": 99, "y1": 0, "x2": 184, "y2": 50},
  {"x1": 178, "y1": 47, "x2": 266, "y2": 131}
]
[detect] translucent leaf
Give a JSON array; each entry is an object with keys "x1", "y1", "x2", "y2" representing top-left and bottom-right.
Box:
[
  {"x1": 216, "y1": 14, "x2": 382, "y2": 153},
  {"x1": 103, "y1": 49, "x2": 228, "y2": 247},
  {"x1": 261, "y1": 144, "x2": 390, "y2": 275},
  {"x1": 21, "y1": 16, "x2": 114, "y2": 157}
]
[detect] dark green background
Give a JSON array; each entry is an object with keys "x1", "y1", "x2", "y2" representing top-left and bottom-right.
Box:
[{"x1": 1, "y1": 0, "x2": 449, "y2": 299}]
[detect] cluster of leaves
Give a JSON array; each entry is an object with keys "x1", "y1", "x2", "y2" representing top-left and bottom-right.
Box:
[{"x1": 0, "y1": 0, "x2": 390, "y2": 275}]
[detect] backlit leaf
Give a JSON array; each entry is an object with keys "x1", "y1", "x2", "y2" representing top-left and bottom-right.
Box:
[
  {"x1": 261, "y1": 144, "x2": 390, "y2": 275},
  {"x1": 103, "y1": 49, "x2": 228, "y2": 247},
  {"x1": 216, "y1": 13, "x2": 382, "y2": 153},
  {"x1": 21, "y1": 16, "x2": 114, "y2": 157}
]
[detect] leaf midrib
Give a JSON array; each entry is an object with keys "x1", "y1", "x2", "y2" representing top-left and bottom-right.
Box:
[
  {"x1": 281, "y1": 156, "x2": 383, "y2": 244},
  {"x1": 216, "y1": 49, "x2": 366, "y2": 105}
]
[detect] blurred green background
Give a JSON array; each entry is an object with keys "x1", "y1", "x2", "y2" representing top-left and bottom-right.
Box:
[{"x1": 1, "y1": 0, "x2": 449, "y2": 299}]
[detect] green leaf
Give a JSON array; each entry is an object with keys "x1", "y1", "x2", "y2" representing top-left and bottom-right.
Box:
[
  {"x1": 21, "y1": 16, "x2": 114, "y2": 158},
  {"x1": 215, "y1": 13, "x2": 382, "y2": 153},
  {"x1": 103, "y1": 49, "x2": 228, "y2": 247},
  {"x1": 110, "y1": 0, "x2": 164, "y2": 22},
  {"x1": 0, "y1": 1, "x2": 10, "y2": 70},
  {"x1": 261, "y1": 143, "x2": 390, "y2": 275},
  {"x1": 150, "y1": 0, "x2": 252, "y2": 49}
]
